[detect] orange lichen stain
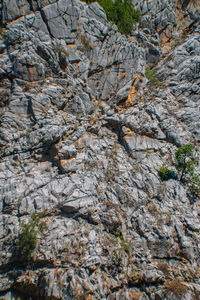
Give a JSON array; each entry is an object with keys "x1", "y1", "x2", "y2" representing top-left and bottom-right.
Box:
[
  {"x1": 181, "y1": 258, "x2": 190, "y2": 264},
  {"x1": 126, "y1": 84, "x2": 136, "y2": 105},
  {"x1": 150, "y1": 136, "x2": 157, "y2": 141},
  {"x1": 67, "y1": 43, "x2": 76, "y2": 48},
  {"x1": 77, "y1": 61, "x2": 81, "y2": 66},
  {"x1": 176, "y1": 5, "x2": 183, "y2": 23},
  {"x1": 61, "y1": 158, "x2": 75, "y2": 164},
  {"x1": 124, "y1": 126, "x2": 134, "y2": 133},
  {"x1": 123, "y1": 127, "x2": 135, "y2": 138},
  {"x1": 160, "y1": 31, "x2": 173, "y2": 52},
  {"x1": 126, "y1": 72, "x2": 138, "y2": 107},
  {"x1": 165, "y1": 26, "x2": 171, "y2": 39},
  {"x1": 28, "y1": 66, "x2": 35, "y2": 82},
  {"x1": 162, "y1": 42, "x2": 173, "y2": 53},
  {"x1": 41, "y1": 161, "x2": 48, "y2": 168},
  {"x1": 19, "y1": 114, "x2": 26, "y2": 118},
  {"x1": 86, "y1": 295, "x2": 94, "y2": 300},
  {"x1": 176, "y1": 7, "x2": 188, "y2": 31},
  {"x1": 91, "y1": 98, "x2": 96, "y2": 104}
]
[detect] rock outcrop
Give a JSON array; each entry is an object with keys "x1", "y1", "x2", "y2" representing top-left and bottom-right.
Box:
[{"x1": 0, "y1": 0, "x2": 199, "y2": 299}]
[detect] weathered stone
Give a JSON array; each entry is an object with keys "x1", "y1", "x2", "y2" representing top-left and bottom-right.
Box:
[{"x1": 0, "y1": 0, "x2": 199, "y2": 299}]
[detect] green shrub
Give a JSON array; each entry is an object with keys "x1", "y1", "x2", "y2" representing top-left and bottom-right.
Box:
[
  {"x1": 16, "y1": 213, "x2": 44, "y2": 260},
  {"x1": 145, "y1": 67, "x2": 160, "y2": 84},
  {"x1": 174, "y1": 144, "x2": 200, "y2": 195},
  {"x1": 175, "y1": 144, "x2": 195, "y2": 181},
  {"x1": 191, "y1": 173, "x2": 200, "y2": 196},
  {"x1": 160, "y1": 144, "x2": 200, "y2": 196},
  {"x1": 111, "y1": 229, "x2": 124, "y2": 240},
  {"x1": 101, "y1": 0, "x2": 141, "y2": 34},
  {"x1": 158, "y1": 166, "x2": 173, "y2": 181},
  {"x1": 84, "y1": 0, "x2": 141, "y2": 35}
]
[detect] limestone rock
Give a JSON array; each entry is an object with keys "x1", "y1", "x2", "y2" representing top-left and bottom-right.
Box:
[{"x1": 0, "y1": 0, "x2": 199, "y2": 299}]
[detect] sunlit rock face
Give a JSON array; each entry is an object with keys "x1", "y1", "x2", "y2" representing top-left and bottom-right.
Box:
[{"x1": 0, "y1": 0, "x2": 199, "y2": 299}]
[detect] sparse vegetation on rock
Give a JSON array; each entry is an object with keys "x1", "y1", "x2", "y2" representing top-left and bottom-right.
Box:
[
  {"x1": 164, "y1": 278, "x2": 188, "y2": 297},
  {"x1": 0, "y1": 0, "x2": 200, "y2": 299},
  {"x1": 175, "y1": 144, "x2": 200, "y2": 195},
  {"x1": 158, "y1": 144, "x2": 200, "y2": 195},
  {"x1": 158, "y1": 166, "x2": 173, "y2": 180},
  {"x1": 145, "y1": 67, "x2": 160, "y2": 84},
  {"x1": 80, "y1": 34, "x2": 94, "y2": 50},
  {"x1": 85, "y1": 0, "x2": 141, "y2": 34},
  {"x1": 52, "y1": 43, "x2": 69, "y2": 57},
  {"x1": 16, "y1": 213, "x2": 44, "y2": 260},
  {"x1": 175, "y1": 144, "x2": 195, "y2": 181}
]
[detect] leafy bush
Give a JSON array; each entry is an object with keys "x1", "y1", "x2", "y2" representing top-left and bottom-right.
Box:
[
  {"x1": 16, "y1": 213, "x2": 44, "y2": 260},
  {"x1": 174, "y1": 144, "x2": 200, "y2": 196},
  {"x1": 158, "y1": 166, "x2": 173, "y2": 181},
  {"x1": 101, "y1": 0, "x2": 141, "y2": 34},
  {"x1": 159, "y1": 144, "x2": 200, "y2": 196},
  {"x1": 145, "y1": 67, "x2": 160, "y2": 84},
  {"x1": 84, "y1": 0, "x2": 141, "y2": 34},
  {"x1": 191, "y1": 173, "x2": 200, "y2": 196},
  {"x1": 175, "y1": 144, "x2": 195, "y2": 182}
]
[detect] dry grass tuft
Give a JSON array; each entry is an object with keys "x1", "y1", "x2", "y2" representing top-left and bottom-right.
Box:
[{"x1": 164, "y1": 278, "x2": 188, "y2": 296}]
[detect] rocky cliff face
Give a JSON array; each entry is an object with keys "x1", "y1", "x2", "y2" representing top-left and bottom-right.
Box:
[{"x1": 0, "y1": 0, "x2": 200, "y2": 299}]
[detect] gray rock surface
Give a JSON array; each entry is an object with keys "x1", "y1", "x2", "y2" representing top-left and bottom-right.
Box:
[{"x1": 0, "y1": 0, "x2": 199, "y2": 299}]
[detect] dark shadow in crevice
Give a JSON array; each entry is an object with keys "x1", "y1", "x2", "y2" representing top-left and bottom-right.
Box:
[
  {"x1": 27, "y1": 98, "x2": 37, "y2": 125},
  {"x1": 27, "y1": 0, "x2": 34, "y2": 12},
  {"x1": 181, "y1": 0, "x2": 190, "y2": 10},
  {"x1": 41, "y1": 142, "x2": 68, "y2": 175}
]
